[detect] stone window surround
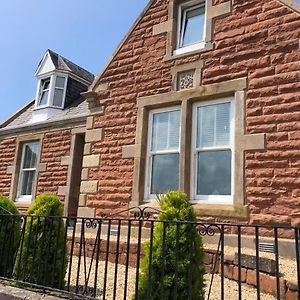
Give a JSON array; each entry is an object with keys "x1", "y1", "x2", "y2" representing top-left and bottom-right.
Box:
[
  {"x1": 123, "y1": 77, "x2": 266, "y2": 219},
  {"x1": 152, "y1": 0, "x2": 232, "y2": 61},
  {"x1": 58, "y1": 127, "x2": 86, "y2": 216},
  {"x1": 7, "y1": 133, "x2": 46, "y2": 208}
]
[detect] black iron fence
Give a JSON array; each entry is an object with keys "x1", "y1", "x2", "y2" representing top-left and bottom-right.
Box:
[{"x1": 0, "y1": 209, "x2": 299, "y2": 300}]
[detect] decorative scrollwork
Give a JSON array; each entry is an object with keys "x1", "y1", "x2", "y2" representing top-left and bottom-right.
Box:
[
  {"x1": 99, "y1": 206, "x2": 163, "y2": 220},
  {"x1": 196, "y1": 224, "x2": 221, "y2": 237},
  {"x1": 133, "y1": 207, "x2": 152, "y2": 220},
  {"x1": 85, "y1": 218, "x2": 99, "y2": 229},
  {"x1": 178, "y1": 70, "x2": 195, "y2": 90}
]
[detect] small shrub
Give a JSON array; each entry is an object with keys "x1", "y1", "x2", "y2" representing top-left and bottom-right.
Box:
[
  {"x1": 135, "y1": 191, "x2": 205, "y2": 300},
  {"x1": 0, "y1": 195, "x2": 21, "y2": 276},
  {"x1": 14, "y1": 194, "x2": 67, "y2": 289}
]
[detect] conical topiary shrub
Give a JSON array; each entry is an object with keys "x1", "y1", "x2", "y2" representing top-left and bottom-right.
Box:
[
  {"x1": 0, "y1": 195, "x2": 21, "y2": 277},
  {"x1": 135, "y1": 191, "x2": 205, "y2": 299},
  {"x1": 14, "y1": 194, "x2": 67, "y2": 289}
]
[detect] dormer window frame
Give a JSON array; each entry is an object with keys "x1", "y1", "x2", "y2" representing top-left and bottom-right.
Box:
[
  {"x1": 35, "y1": 72, "x2": 68, "y2": 110},
  {"x1": 174, "y1": 0, "x2": 207, "y2": 56}
]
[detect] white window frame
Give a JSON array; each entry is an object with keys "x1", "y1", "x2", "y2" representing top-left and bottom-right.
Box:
[
  {"x1": 174, "y1": 0, "x2": 207, "y2": 56},
  {"x1": 35, "y1": 73, "x2": 68, "y2": 109},
  {"x1": 144, "y1": 106, "x2": 181, "y2": 201},
  {"x1": 190, "y1": 97, "x2": 235, "y2": 204},
  {"x1": 16, "y1": 142, "x2": 40, "y2": 202}
]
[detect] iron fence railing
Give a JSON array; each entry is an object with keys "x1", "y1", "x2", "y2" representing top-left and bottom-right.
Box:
[{"x1": 0, "y1": 209, "x2": 299, "y2": 300}]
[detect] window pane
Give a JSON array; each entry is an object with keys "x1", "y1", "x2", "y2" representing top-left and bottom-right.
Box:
[
  {"x1": 151, "y1": 154, "x2": 179, "y2": 194},
  {"x1": 42, "y1": 78, "x2": 50, "y2": 90},
  {"x1": 151, "y1": 110, "x2": 180, "y2": 151},
  {"x1": 23, "y1": 143, "x2": 39, "y2": 169},
  {"x1": 182, "y1": 6, "x2": 205, "y2": 47},
  {"x1": 197, "y1": 102, "x2": 231, "y2": 148},
  {"x1": 55, "y1": 76, "x2": 66, "y2": 88},
  {"x1": 53, "y1": 89, "x2": 64, "y2": 107},
  {"x1": 20, "y1": 171, "x2": 35, "y2": 196},
  {"x1": 197, "y1": 150, "x2": 231, "y2": 196},
  {"x1": 39, "y1": 90, "x2": 49, "y2": 106}
]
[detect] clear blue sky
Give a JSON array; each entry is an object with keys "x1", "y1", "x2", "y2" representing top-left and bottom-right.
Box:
[{"x1": 0, "y1": 0, "x2": 148, "y2": 123}]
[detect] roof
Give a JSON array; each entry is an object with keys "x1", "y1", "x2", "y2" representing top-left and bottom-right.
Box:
[
  {"x1": 38, "y1": 49, "x2": 94, "y2": 83},
  {"x1": 0, "y1": 97, "x2": 89, "y2": 132}
]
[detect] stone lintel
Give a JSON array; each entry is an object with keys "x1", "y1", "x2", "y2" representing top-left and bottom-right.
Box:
[
  {"x1": 170, "y1": 60, "x2": 204, "y2": 75},
  {"x1": 138, "y1": 78, "x2": 248, "y2": 108}
]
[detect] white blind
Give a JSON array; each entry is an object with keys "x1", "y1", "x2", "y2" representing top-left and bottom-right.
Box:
[
  {"x1": 151, "y1": 110, "x2": 180, "y2": 152},
  {"x1": 197, "y1": 102, "x2": 231, "y2": 149}
]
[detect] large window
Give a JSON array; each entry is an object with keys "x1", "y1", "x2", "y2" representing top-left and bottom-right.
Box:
[
  {"x1": 191, "y1": 99, "x2": 234, "y2": 203},
  {"x1": 36, "y1": 74, "x2": 67, "y2": 109},
  {"x1": 17, "y1": 142, "x2": 40, "y2": 200},
  {"x1": 145, "y1": 108, "x2": 181, "y2": 200},
  {"x1": 175, "y1": 0, "x2": 206, "y2": 56}
]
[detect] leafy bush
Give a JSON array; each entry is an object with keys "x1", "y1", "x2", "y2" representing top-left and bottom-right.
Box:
[
  {"x1": 0, "y1": 195, "x2": 21, "y2": 276},
  {"x1": 14, "y1": 194, "x2": 67, "y2": 289},
  {"x1": 135, "y1": 191, "x2": 205, "y2": 299}
]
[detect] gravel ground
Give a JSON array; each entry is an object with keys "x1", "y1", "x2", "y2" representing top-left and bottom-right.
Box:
[
  {"x1": 204, "y1": 242, "x2": 297, "y2": 282},
  {"x1": 67, "y1": 257, "x2": 276, "y2": 300}
]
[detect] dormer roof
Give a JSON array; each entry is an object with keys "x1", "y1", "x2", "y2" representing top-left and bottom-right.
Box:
[{"x1": 35, "y1": 49, "x2": 94, "y2": 84}]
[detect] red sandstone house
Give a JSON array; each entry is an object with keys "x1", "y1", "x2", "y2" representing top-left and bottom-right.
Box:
[{"x1": 0, "y1": 0, "x2": 299, "y2": 227}]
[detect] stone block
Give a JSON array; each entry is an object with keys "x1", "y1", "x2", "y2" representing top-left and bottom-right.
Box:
[
  {"x1": 78, "y1": 194, "x2": 87, "y2": 207},
  {"x1": 6, "y1": 166, "x2": 14, "y2": 174},
  {"x1": 84, "y1": 143, "x2": 91, "y2": 155},
  {"x1": 234, "y1": 253, "x2": 276, "y2": 275},
  {"x1": 77, "y1": 207, "x2": 95, "y2": 218},
  {"x1": 61, "y1": 156, "x2": 70, "y2": 166},
  {"x1": 85, "y1": 128, "x2": 103, "y2": 143},
  {"x1": 81, "y1": 168, "x2": 89, "y2": 181},
  {"x1": 80, "y1": 181, "x2": 98, "y2": 194},
  {"x1": 82, "y1": 155, "x2": 100, "y2": 168},
  {"x1": 122, "y1": 145, "x2": 137, "y2": 158}
]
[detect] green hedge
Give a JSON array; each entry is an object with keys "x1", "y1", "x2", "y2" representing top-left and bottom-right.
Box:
[
  {"x1": 14, "y1": 194, "x2": 67, "y2": 289},
  {"x1": 135, "y1": 191, "x2": 205, "y2": 300},
  {"x1": 0, "y1": 195, "x2": 21, "y2": 277}
]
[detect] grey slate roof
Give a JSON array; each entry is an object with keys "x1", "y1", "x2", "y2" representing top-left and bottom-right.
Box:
[
  {"x1": 1, "y1": 97, "x2": 89, "y2": 130},
  {"x1": 40, "y1": 50, "x2": 94, "y2": 83}
]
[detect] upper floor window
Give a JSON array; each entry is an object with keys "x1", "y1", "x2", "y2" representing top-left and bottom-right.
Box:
[
  {"x1": 36, "y1": 74, "x2": 67, "y2": 109},
  {"x1": 145, "y1": 107, "x2": 181, "y2": 200},
  {"x1": 17, "y1": 142, "x2": 40, "y2": 201},
  {"x1": 175, "y1": 0, "x2": 206, "y2": 56}
]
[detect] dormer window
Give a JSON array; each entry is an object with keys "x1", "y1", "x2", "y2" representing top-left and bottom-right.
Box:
[
  {"x1": 174, "y1": 0, "x2": 206, "y2": 56},
  {"x1": 36, "y1": 74, "x2": 67, "y2": 109},
  {"x1": 38, "y1": 78, "x2": 51, "y2": 106}
]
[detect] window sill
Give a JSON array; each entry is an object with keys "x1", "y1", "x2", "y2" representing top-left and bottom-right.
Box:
[
  {"x1": 164, "y1": 42, "x2": 214, "y2": 62},
  {"x1": 135, "y1": 202, "x2": 249, "y2": 220},
  {"x1": 14, "y1": 200, "x2": 32, "y2": 209}
]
